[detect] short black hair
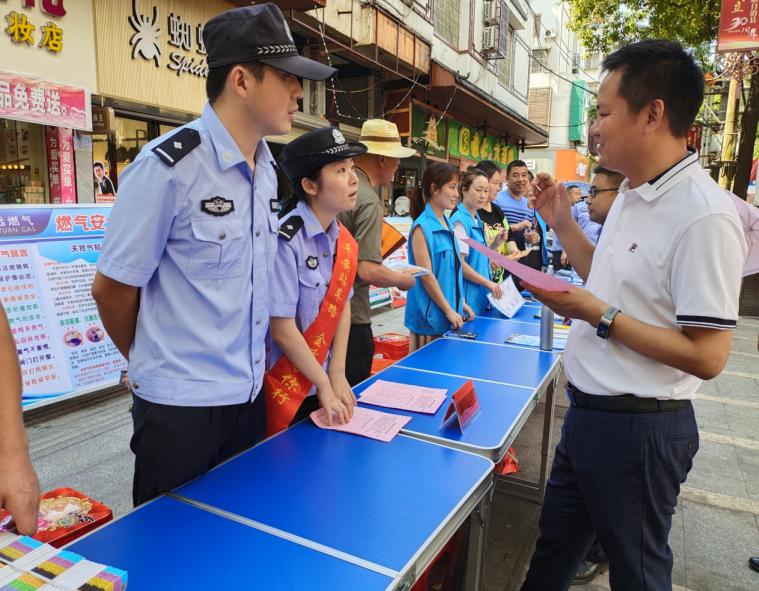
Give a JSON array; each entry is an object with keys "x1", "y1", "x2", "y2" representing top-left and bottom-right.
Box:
[
  {"x1": 206, "y1": 61, "x2": 267, "y2": 104},
  {"x1": 506, "y1": 159, "x2": 528, "y2": 175},
  {"x1": 93, "y1": 161, "x2": 104, "y2": 170},
  {"x1": 602, "y1": 40, "x2": 703, "y2": 138},
  {"x1": 476, "y1": 159, "x2": 500, "y2": 179},
  {"x1": 593, "y1": 165, "x2": 625, "y2": 184}
]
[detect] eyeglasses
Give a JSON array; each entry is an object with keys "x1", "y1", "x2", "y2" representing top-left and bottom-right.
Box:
[{"x1": 588, "y1": 186, "x2": 620, "y2": 198}]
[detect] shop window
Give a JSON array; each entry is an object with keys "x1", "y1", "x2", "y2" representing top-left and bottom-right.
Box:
[
  {"x1": 0, "y1": 119, "x2": 48, "y2": 205},
  {"x1": 115, "y1": 117, "x2": 149, "y2": 178}
]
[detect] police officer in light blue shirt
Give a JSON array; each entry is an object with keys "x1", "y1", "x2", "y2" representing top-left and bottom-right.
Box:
[{"x1": 91, "y1": 3, "x2": 336, "y2": 506}]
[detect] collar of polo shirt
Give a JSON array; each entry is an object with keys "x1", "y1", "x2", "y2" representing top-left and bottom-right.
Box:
[{"x1": 622, "y1": 148, "x2": 699, "y2": 202}]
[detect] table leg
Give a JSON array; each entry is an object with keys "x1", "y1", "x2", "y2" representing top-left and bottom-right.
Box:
[
  {"x1": 536, "y1": 376, "x2": 557, "y2": 499},
  {"x1": 463, "y1": 476, "x2": 495, "y2": 591}
]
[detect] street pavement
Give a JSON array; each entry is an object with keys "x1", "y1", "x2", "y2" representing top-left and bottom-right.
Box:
[{"x1": 22, "y1": 306, "x2": 759, "y2": 590}]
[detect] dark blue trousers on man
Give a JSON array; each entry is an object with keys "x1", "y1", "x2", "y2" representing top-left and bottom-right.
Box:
[{"x1": 520, "y1": 397, "x2": 699, "y2": 591}]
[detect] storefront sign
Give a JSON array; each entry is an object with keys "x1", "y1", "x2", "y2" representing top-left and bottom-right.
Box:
[
  {"x1": 0, "y1": 69, "x2": 91, "y2": 130},
  {"x1": 0, "y1": 205, "x2": 126, "y2": 410},
  {"x1": 448, "y1": 120, "x2": 517, "y2": 168},
  {"x1": 95, "y1": 0, "x2": 226, "y2": 114},
  {"x1": 46, "y1": 126, "x2": 75, "y2": 203},
  {"x1": 718, "y1": 0, "x2": 759, "y2": 52},
  {"x1": 128, "y1": 0, "x2": 208, "y2": 79},
  {"x1": 91, "y1": 105, "x2": 115, "y2": 134},
  {"x1": 3, "y1": 4, "x2": 65, "y2": 54},
  {"x1": 408, "y1": 104, "x2": 448, "y2": 160}
]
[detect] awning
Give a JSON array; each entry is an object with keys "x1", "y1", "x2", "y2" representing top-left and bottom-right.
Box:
[{"x1": 429, "y1": 63, "x2": 548, "y2": 144}]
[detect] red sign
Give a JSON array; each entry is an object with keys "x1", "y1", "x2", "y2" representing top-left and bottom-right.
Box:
[
  {"x1": 687, "y1": 125, "x2": 704, "y2": 151},
  {"x1": 0, "y1": 70, "x2": 91, "y2": 131},
  {"x1": 441, "y1": 379, "x2": 481, "y2": 431},
  {"x1": 718, "y1": 0, "x2": 759, "y2": 52},
  {"x1": 46, "y1": 127, "x2": 76, "y2": 204}
]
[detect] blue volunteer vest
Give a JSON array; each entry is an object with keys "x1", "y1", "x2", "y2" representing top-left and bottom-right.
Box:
[
  {"x1": 404, "y1": 203, "x2": 464, "y2": 335},
  {"x1": 449, "y1": 203, "x2": 491, "y2": 315}
]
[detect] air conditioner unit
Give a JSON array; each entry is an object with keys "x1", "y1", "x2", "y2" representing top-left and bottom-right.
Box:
[
  {"x1": 483, "y1": 0, "x2": 498, "y2": 26},
  {"x1": 544, "y1": 28, "x2": 558, "y2": 39},
  {"x1": 482, "y1": 25, "x2": 498, "y2": 52}
]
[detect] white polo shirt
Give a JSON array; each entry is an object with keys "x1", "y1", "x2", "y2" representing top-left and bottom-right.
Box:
[{"x1": 564, "y1": 150, "x2": 747, "y2": 399}]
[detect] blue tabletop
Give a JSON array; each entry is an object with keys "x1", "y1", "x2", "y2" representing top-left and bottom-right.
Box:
[
  {"x1": 175, "y1": 421, "x2": 493, "y2": 574},
  {"x1": 67, "y1": 496, "x2": 393, "y2": 590},
  {"x1": 353, "y1": 365, "x2": 535, "y2": 460},
  {"x1": 449, "y1": 316, "x2": 567, "y2": 351},
  {"x1": 396, "y1": 337, "x2": 561, "y2": 390}
]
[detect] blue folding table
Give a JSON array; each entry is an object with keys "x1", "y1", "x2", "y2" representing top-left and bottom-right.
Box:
[
  {"x1": 68, "y1": 496, "x2": 394, "y2": 590},
  {"x1": 451, "y1": 315, "x2": 567, "y2": 351},
  {"x1": 172, "y1": 420, "x2": 494, "y2": 591},
  {"x1": 354, "y1": 332, "x2": 563, "y2": 588}
]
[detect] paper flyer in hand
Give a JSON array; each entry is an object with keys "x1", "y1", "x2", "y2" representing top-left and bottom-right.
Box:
[
  {"x1": 486, "y1": 276, "x2": 525, "y2": 318},
  {"x1": 384, "y1": 261, "x2": 429, "y2": 277},
  {"x1": 463, "y1": 239, "x2": 571, "y2": 292},
  {"x1": 358, "y1": 380, "x2": 447, "y2": 414},
  {"x1": 310, "y1": 406, "x2": 411, "y2": 442}
]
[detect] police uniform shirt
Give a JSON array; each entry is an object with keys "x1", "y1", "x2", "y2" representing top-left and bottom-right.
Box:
[
  {"x1": 268, "y1": 200, "x2": 352, "y2": 395},
  {"x1": 564, "y1": 150, "x2": 747, "y2": 399},
  {"x1": 97, "y1": 102, "x2": 279, "y2": 406}
]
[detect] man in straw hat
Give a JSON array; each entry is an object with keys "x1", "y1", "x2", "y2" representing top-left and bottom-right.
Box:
[{"x1": 338, "y1": 119, "x2": 419, "y2": 385}]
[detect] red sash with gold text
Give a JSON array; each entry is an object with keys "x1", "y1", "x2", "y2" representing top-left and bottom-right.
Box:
[{"x1": 265, "y1": 223, "x2": 358, "y2": 436}]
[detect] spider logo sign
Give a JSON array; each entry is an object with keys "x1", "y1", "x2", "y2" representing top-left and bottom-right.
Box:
[{"x1": 128, "y1": 0, "x2": 162, "y2": 67}]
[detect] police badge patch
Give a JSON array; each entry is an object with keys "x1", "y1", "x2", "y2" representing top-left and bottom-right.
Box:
[
  {"x1": 306, "y1": 255, "x2": 319, "y2": 270},
  {"x1": 200, "y1": 196, "x2": 235, "y2": 216}
]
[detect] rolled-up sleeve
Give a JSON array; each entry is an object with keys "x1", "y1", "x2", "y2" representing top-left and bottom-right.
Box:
[
  {"x1": 97, "y1": 156, "x2": 178, "y2": 287},
  {"x1": 269, "y1": 241, "x2": 299, "y2": 318}
]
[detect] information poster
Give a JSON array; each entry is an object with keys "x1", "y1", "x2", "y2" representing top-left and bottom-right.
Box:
[
  {"x1": 0, "y1": 205, "x2": 126, "y2": 410},
  {"x1": 384, "y1": 216, "x2": 413, "y2": 308}
]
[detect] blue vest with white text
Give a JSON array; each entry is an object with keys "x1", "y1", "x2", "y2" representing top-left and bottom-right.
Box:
[{"x1": 404, "y1": 203, "x2": 464, "y2": 335}]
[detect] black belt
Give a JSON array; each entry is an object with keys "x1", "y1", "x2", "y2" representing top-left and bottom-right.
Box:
[{"x1": 566, "y1": 383, "x2": 687, "y2": 413}]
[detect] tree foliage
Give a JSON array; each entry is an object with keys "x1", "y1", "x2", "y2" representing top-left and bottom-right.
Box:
[{"x1": 566, "y1": 0, "x2": 721, "y2": 57}]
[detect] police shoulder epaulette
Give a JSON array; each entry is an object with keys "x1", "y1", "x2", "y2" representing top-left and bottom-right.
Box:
[
  {"x1": 151, "y1": 128, "x2": 201, "y2": 167},
  {"x1": 278, "y1": 216, "x2": 304, "y2": 242}
]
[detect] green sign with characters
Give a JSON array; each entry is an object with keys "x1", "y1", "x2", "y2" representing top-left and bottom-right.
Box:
[
  {"x1": 448, "y1": 120, "x2": 517, "y2": 167},
  {"x1": 408, "y1": 104, "x2": 448, "y2": 160}
]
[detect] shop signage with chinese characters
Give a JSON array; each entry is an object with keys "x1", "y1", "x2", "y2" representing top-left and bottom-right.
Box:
[
  {"x1": 46, "y1": 126, "x2": 75, "y2": 204},
  {"x1": 448, "y1": 119, "x2": 518, "y2": 168},
  {"x1": 127, "y1": 0, "x2": 208, "y2": 79},
  {"x1": 3, "y1": 0, "x2": 66, "y2": 54},
  {"x1": 0, "y1": 69, "x2": 91, "y2": 130},
  {"x1": 0, "y1": 205, "x2": 127, "y2": 410},
  {"x1": 718, "y1": 0, "x2": 759, "y2": 52},
  {"x1": 95, "y1": 0, "x2": 228, "y2": 113}
]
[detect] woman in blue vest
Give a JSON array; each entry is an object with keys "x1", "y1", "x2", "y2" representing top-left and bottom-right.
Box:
[
  {"x1": 404, "y1": 162, "x2": 472, "y2": 351},
  {"x1": 449, "y1": 168, "x2": 504, "y2": 315}
]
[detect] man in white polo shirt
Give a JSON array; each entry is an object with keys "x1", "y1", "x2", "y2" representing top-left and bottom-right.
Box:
[{"x1": 520, "y1": 40, "x2": 746, "y2": 591}]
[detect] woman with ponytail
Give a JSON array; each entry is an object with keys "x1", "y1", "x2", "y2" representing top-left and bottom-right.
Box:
[
  {"x1": 449, "y1": 168, "x2": 503, "y2": 315},
  {"x1": 404, "y1": 162, "x2": 472, "y2": 351}
]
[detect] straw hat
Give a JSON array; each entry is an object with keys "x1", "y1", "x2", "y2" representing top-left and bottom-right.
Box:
[{"x1": 358, "y1": 119, "x2": 417, "y2": 158}]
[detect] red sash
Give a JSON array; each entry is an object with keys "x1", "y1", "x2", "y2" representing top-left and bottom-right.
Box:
[{"x1": 265, "y1": 223, "x2": 358, "y2": 436}]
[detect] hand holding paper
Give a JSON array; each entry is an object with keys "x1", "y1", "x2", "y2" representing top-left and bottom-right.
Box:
[{"x1": 463, "y1": 239, "x2": 571, "y2": 292}]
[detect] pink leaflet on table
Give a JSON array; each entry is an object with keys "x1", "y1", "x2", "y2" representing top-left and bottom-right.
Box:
[
  {"x1": 463, "y1": 239, "x2": 571, "y2": 292},
  {"x1": 358, "y1": 380, "x2": 447, "y2": 414},
  {"x1": 310, "y1": 406, "x2": 411, "y2": 442}
]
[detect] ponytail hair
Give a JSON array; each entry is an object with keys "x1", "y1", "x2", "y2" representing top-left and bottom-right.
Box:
[{"x1": 410, "y1": 161, "x2": 460, "y2": 219}]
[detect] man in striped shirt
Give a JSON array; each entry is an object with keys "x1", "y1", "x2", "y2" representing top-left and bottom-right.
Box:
[{"x1": 495, "y1": 159, "x2": 540, "y2": 253}]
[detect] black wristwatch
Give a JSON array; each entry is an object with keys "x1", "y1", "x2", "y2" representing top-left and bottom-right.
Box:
[{"x1": 596, "y1": 306, "x2": 621, "y2": 340}]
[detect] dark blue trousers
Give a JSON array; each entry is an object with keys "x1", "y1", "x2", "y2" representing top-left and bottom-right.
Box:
[{"x1": 520, "y1": 398, "x2": 699, "y2": 591}]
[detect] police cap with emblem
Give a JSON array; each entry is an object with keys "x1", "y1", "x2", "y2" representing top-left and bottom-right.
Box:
[
  {"x1": 280, "y1": 126, "x2": 367, "y2": 181},
  {"x1": 203, "y1": 3, "x2": 336, "y2": 81}
]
